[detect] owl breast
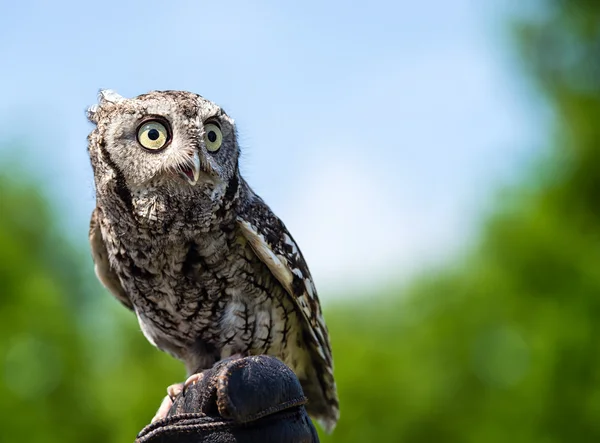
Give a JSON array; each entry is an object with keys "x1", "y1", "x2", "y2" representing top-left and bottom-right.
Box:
[{"x1": 102, "y1": 216, "x2": 309, "y2": 376}]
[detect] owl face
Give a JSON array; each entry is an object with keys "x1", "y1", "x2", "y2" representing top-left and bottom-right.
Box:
[{"x1": 87, "y1": 90, "x2": 239, "y2": 193}]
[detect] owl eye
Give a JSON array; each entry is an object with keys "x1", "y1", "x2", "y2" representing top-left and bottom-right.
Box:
[
  {"x1": 137, "y1": 120, "x2": 170, "y2": 151},
  {"x1": 204, "y1": 123, "x2": 222, "y2": 152}
]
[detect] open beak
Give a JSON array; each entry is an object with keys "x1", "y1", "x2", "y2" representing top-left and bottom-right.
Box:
[{"x1": 177, "y1": 151, "x2": 201, "y2": 186}]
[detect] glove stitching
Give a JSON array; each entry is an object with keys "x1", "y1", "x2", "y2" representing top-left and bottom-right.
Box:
[
  {"x1": 137, "y1": 413, "x2": 207, "y2": 436},
  {"x1": 194, "y1": 368, "x2": 221, "y2": 413},
  {"x1": 138, "y1": 407, "x2": 308, "y2": 442},
  {"x1": 137, "y1": 415, "x2": 230, "y2": 439},
  {"x1": 136, "y1": 420, "x2": 235, "y2": 442},
  {"x1": 237, "y1": 395, "x2": 308, "y2": 423},
  {"x1": 216, "y1": 358, "x2": 251, "y2": 418}
]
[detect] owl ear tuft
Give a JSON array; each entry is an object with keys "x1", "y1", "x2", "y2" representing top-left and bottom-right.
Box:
[
  {"x1": 87, "y1": 89, "x2": 125, "y2": 123},
  {"x1": 86, "y1": 104, "x2": 99, "y2": 123},
  {"x1": 98, "y1": 89, "x2": 125, "y2": 104}
]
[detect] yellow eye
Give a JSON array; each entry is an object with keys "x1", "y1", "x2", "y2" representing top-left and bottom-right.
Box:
[
  {"x1": 204, "y1": 123, "x2": 222, "y2": 152},
  {"x1": 137, "y1": 120, "x2": 170, "y2": 151}
]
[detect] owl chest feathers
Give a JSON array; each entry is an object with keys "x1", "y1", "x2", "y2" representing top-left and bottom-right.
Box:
[{"x1": 98, "y1": 201, "x2": 303, "y2": 373}]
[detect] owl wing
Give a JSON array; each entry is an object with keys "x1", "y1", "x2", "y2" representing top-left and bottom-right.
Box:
[
  {"x1": 89, "y1": 207, "x2": 134, "y2": 311},
  {"x1": 237, "y1": 195, "x2": 339, "y2": 431}
]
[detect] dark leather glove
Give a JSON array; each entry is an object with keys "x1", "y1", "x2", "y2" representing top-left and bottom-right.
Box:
[{"x1": 136, "y1": 355, "x2": 320, "y2": 443}]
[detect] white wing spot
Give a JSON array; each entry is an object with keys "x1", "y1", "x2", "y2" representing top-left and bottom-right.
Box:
[
  {"x1": 283, "y1": 233, "x2": 299, "y2": 254},
  {"x1": 292, "y1": 268, "x2": 304, "y2": 279},
  {"x1": 304, "y1": 278, "x2": 315, "y2": 299}
]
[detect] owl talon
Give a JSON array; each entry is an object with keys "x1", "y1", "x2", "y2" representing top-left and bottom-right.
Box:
[
  {"x1": 165, "y1": 373, "x2": 204, "y2": 405},
  {"x1": 153, "y1": 379, "x2": 194, "y2": 423},
  {"x1": 183, "y1": 372, "x2": 205, "y2": 390}
]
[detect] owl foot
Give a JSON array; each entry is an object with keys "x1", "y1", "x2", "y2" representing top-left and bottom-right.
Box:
[
  {"x1": 151, "y1": 394, "x2": 175, "y2": 423},
  {"x1": 167, "y1": 373, "x2": 205, "y2": 399},
  {"x1": 167, "y1": 382, "x2": 184, "y2": 400},
  {"x1": 151, "y1": 374, "x2": 207, "y2": 423}
]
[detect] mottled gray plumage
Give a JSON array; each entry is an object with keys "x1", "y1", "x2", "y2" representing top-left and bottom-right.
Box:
[{"x1": 86, "y1": 90, "x2": 339, "y2": 431}]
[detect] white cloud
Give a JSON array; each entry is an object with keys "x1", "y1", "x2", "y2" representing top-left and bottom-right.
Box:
[{"x1": 279, "y1": 150, "x2": 472, "y2": 298}]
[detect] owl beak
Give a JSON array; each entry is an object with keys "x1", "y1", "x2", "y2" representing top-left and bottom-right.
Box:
[{"x1": 178, "y1": 151, "x2": 201, "y2": 186}]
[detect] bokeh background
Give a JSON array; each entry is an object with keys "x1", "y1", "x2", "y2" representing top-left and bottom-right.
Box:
[{"x1": 1, "y1": 0, "x2": 599, "y2": 441}]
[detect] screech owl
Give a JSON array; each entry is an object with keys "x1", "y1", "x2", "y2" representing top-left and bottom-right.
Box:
[{"x1": 86, "y1": 89, "x2": 339, "y2": 431}]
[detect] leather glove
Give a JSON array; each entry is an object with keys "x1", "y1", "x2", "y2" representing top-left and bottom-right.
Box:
[{"x1": 136, "y1": 355, "x2": 320, "y2": 443}]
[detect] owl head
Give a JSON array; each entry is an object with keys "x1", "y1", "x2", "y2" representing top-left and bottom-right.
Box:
[{"x1": 87, "y1": 90, "x2": 239, "y2": 197}]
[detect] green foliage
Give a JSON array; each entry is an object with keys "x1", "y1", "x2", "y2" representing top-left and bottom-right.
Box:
[
  {"x1": 0, "y1": 174, "x2": 183, "y2": 442},
  {"x1": 321, "y1": 2, "x2": 600, "y2": 440},
  {"x1": 1, "y1": 0, "x2": 599, "y2": 441}
]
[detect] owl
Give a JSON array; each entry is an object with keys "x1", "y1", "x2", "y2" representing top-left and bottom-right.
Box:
[{"x1": 86, "y1": 89, "x2": 339, "y2": 431}]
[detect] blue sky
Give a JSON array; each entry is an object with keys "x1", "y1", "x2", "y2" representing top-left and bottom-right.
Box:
[{"x1": 0, "y1": 1, "x2": 545, "y2": 297}]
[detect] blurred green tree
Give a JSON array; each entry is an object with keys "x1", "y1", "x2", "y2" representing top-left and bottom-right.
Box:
[
  {"x1": 0, "y1": 173, "x2": 182, "y2": 442},
  {"x1": 322, "y1": 1, "x2": 600, "y2": 441}
]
